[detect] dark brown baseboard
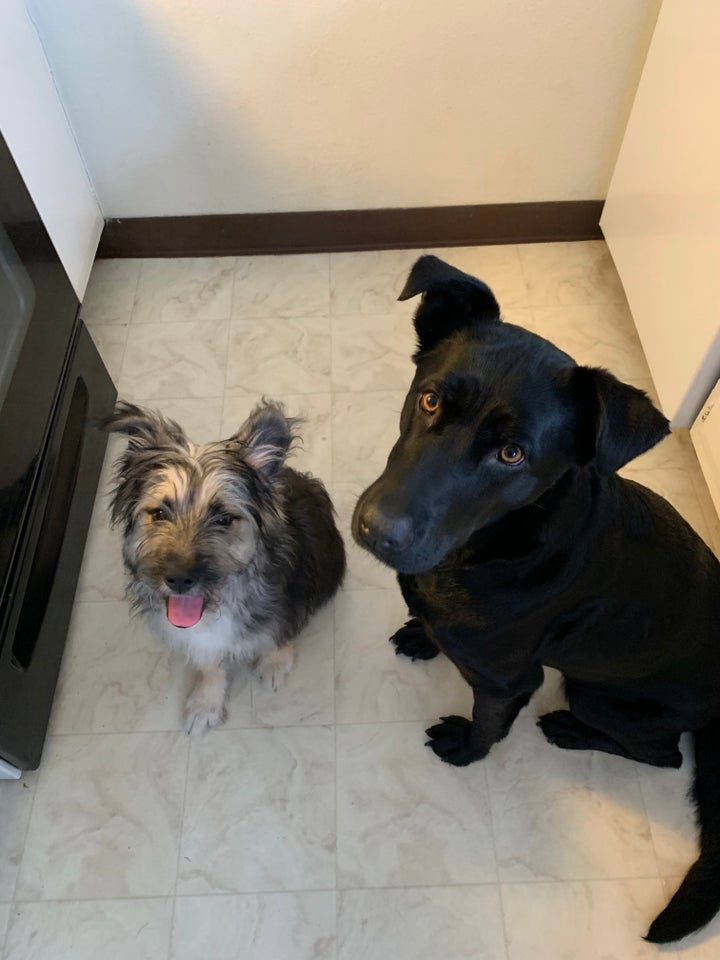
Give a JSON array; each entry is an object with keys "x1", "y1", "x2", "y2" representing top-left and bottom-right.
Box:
[{"x1": 97, "y1": 200, "x2": 604, "y2": 259}]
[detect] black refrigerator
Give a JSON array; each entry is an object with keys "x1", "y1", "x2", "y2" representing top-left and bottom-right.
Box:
[{"x1": 0, "y1": 131, "x2": 116, "y2": 773}]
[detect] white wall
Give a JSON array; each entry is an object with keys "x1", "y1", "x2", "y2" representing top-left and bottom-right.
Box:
[
  {"x1": 601, "y1": 0, "x2": 720, "y2": 427},
  {"x1": 0, "y1": 1, "x2": 103, "y2": 298},
  {"x1": 27, "y1": 0, "x2": 660, "y2": 219}
]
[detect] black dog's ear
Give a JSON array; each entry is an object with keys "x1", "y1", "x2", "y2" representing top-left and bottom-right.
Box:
[
  {"x1": 398, "y1": 255, "x2": 500, "y2": 355},
  {"x1": 569, "y1": 366, "x2": 670, "y2": 475},
  {"x1": 100, "y1": 401, "x2": 188, "y2": 450},
  {"x1": 231, "y1": 400, "x2": 299, "y2": 476}
]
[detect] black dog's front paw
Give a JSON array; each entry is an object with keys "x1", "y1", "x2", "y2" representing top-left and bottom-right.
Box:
[
  {"x1": 538, "y1": 710, "x2": 683, "y2": 768},
  {"x1": 537, "y1": 710, "x2": 592, "y2": 750},
  {"x1": 425, "y1": 715, "x2": 486, "y2": 766},
  {"x1": 390, "y1": 618, "x2": 439, "y2": 661}
]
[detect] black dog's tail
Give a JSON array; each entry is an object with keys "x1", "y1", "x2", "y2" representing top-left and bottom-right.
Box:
[{"x1": 645, "y1": 716, "x2": 720, "y2": 944}]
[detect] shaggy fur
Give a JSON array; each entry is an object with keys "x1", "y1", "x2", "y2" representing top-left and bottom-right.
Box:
[
  {"x1": 353, "y1": 255, "x2": 720, "y2": 944},
  {"x1": 102, "y1": 400, "x2": 345, "y2": 734}
]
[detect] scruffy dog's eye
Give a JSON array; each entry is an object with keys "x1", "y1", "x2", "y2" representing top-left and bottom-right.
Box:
[
  {"x1": 213, "y1": 514, "x2": 235, "y2": 528},
  {"x1": 148, "y1": 507, "x2": 168, "y2": 522},
  {"x1": 498, "y1": 444, "x2": 525, "y2": 465},
  {"x1": 419, "y1": 391, "x2": 441, "y2": 415}
]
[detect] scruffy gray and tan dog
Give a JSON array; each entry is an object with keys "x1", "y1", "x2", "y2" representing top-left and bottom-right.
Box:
[{"x1": 102, "y1": 400, "x2": 345, "y2": 734}]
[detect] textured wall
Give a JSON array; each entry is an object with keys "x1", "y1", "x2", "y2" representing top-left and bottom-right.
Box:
[{"x1": 28, "y1": 0, "x2": 660, "y2": 218}]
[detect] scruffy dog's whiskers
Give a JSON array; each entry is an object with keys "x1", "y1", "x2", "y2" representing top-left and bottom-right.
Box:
[{"x1": 102, "y1": 400, "x2": 345, "y2": 735}]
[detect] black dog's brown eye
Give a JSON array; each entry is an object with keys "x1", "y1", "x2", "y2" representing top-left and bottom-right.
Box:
[
  {"x1": 149, "y1": 507, "x2": 168, "y2": 522},
  {"x1": 420, "y1": 391, "x2": 441, "y2": 415},
  {"x1": 498, "y1": 444, "x2": 525, "y2": 465}
]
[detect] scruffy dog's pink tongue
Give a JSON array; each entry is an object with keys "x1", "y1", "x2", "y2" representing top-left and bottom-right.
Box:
[{"x1": 166, "y1": 595, "x2": 204, "y2": 628}]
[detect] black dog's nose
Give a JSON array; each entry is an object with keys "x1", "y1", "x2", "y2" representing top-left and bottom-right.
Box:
[
  {"x1": 357, "y1": 504, "x2": 412, "y2": 554},
  {"x1": 164, "y1": 571, "x2": 197, "y2": 593}
]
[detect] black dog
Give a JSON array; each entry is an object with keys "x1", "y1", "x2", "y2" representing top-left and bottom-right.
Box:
[{"x1": 352, "y1": 255, "x2": 720, "y2": 944}]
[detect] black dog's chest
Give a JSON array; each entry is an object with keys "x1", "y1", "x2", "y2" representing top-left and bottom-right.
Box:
[{"x1": 398, "y1": 569, "x2": 546, "y2": 674}]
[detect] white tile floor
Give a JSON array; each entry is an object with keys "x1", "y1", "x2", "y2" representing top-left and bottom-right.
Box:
[{"x1": 2, "y1": 242, "x2": 720, "y2": 959}]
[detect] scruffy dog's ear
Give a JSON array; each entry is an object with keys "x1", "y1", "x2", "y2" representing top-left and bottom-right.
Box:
[
  {"x1": 100, "y1": 402, "x2": 189, "y2": 529},
  {"x1": 100, "y1": 401, "x2": 187, "y2": 450},
  {"x1": 569, "y1": 366, "x2": 670, "y2": 475},
  {"x1": 232, "y1": 401, "x2": 298, "y2": 476},
  {"x1": 398, "y1": 255, "x2": 501, "y2": 356}
]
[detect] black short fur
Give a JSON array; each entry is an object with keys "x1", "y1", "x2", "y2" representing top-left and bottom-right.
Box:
[{"x1": 352, "y1": 255, "x2": 720, "y2": 944}]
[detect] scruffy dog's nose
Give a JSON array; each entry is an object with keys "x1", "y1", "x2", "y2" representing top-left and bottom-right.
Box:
[
  {"x1": 164, "y1": 571, "x2": 197, "y2": 593},
  {"x1": 357, "y1": 503, "x2": 412, "y2": 554}
]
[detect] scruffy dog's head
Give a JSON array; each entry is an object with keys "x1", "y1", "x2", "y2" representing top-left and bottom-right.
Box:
[{"x1": 102, "y1": 401, "x2": 296, "y2": 628}]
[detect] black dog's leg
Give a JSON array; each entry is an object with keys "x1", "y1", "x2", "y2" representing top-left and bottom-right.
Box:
[
  {"x1": 426, "y1": 665, "x2": 544, "y2": 766},
  {"x1": 390, "y1": 618, "x2": 439, "y2": 661},
  {"x1": 539, "y1": 681, "x2": 682, "y2": 768}
]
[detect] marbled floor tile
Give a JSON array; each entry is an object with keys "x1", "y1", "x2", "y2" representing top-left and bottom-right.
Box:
[
  {"x1": 334, "y1": 589, "x2": 471, "y2": 725},
  {"x1": 86, "y1": 322, "x2": 127, "y2": 384},
  {"x1": 221, "y1": 393, "x2": 332, "y2": 482},
  {"x1": 130, "y1": 396, "x2": 225, "y2": 446},
  {"x1": 332, "y1": 390, "x2": 406, "y2": 485},
  {"x1": 331, "y1": 482, "x2": 397, "y2": 590},
  {"x1": 660, "y1": 878, "x2": 720, "y2": 957},
  {"x1": 89, "y1": 435, "x2": 125, "y2": 525},
  {"x1": 0, "y1": 902, "x2": 9, "y2": 956},
  {"x1": 497, "y1": 304, "x2": 537, "y2": 329},
  {"x1": 3, "y1": 899, "x2": 173, "y2": 960},
  {"x1": 119, "y1": 318, "x2": 229, "y2": 400},
  {"x1": 226, "y1": 315, "x2": 331, "y2": 396},
  {"x1": 526, "y1": 666, "x2": 569, "y2": 718},
  {"x1": 329, "y1": 245, "x2": 529, "y2": 318},
  {"x1": 233, "y1": 253, "x2": 330, "y2": 319},
  {"x1": 132, "y1": 257, "x2": 236, "y2": 324},
  {"x1": 337, "y1": 886, "x2": 506, "y2": 960},
  {"x1": 624, "y1": 428, "x2": 695, "y2": 474},
  {"x1": 518, "y1": 240, "x2": 627, "y2": 307},
  {"x1": 170, "y1": 892, "x2": 336, "y2": 960},
  {"x1": 636, "y1": 736, "x2": 698, "y2": 879},
  {"x1": 74, "y1": 521, "x2": 126, "y2": 603},
  {"x1": 331, "y1": 313, "x2": 416, "y2": 392},
  {"x1": 329, "y1": 250, "x2": 419, "y2": 316},
  {"x1": 501, "y1": 879, "x2": 674, "y2": 960},
  {"x1": 80, "y1": 259, "x2": 142, "y2": 325},
  {"x1": 0, "y1": 775, "x2": 37, "y2": 901},
  {"x1": 336, "y1": 722, "x2": 495, "y2": 888},
  {"x1": 686, "y1": 445, "x2": 720, "y2": 558},
  {"x1": 250, "y1": 601, "x2": 335, "y2": 728},
  {"x1": 16, "y1": 732, "x2": 188, "y2": 900},
  {"x1": 486, "y1": 718, "x2": 658, "y2": 882},
  {"x1": 49, "y1": 601, "x2": 196, "y2": 735},
  {"x1": 531, "y1": 303, "x2": 652, "y2": 383},
  {"x1": 178, "y1": 727, "x2": 335, "y2": 894}
]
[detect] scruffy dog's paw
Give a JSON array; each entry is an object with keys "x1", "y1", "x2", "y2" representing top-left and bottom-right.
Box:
[
  {"x1": 425, "y1": 715, "x2": 484, "y2": 766},
  {"x1": 184, "y1": 667, "x2": 228, "y2": 736},
  {"x1": 390, "y1": 618, "x2": 439, "y2": 661},
  {"x1": 184, "y1": 695, "x2": 227, "y2": 737},
  {"x1": 257, "y1": 643, "x2": 295, "y2": 692}
]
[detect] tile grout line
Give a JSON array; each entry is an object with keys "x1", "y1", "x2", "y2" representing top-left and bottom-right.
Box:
[
  {"x1": 9, "y1": 760, "x2": 47, "y2": 908},
  {"x1": 482, "y1": 761, "x2": 511, "y2": 960},
  {"x1": 113, "y1": 258, "x2": 145, "y2": 394},
  {"x1": 633, "y1": 760, "x2": 668, "y2": 884},
  {"x1": 166, "y1": 735, "x2": 193, "y2": 960},
  {"x1": 5, "y1": 874, "x2": 672, "y2": 906}
]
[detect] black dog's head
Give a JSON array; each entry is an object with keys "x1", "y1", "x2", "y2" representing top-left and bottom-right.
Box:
[{"x1": 352, "y1": 255, "x2": 669, "y2": 574}]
